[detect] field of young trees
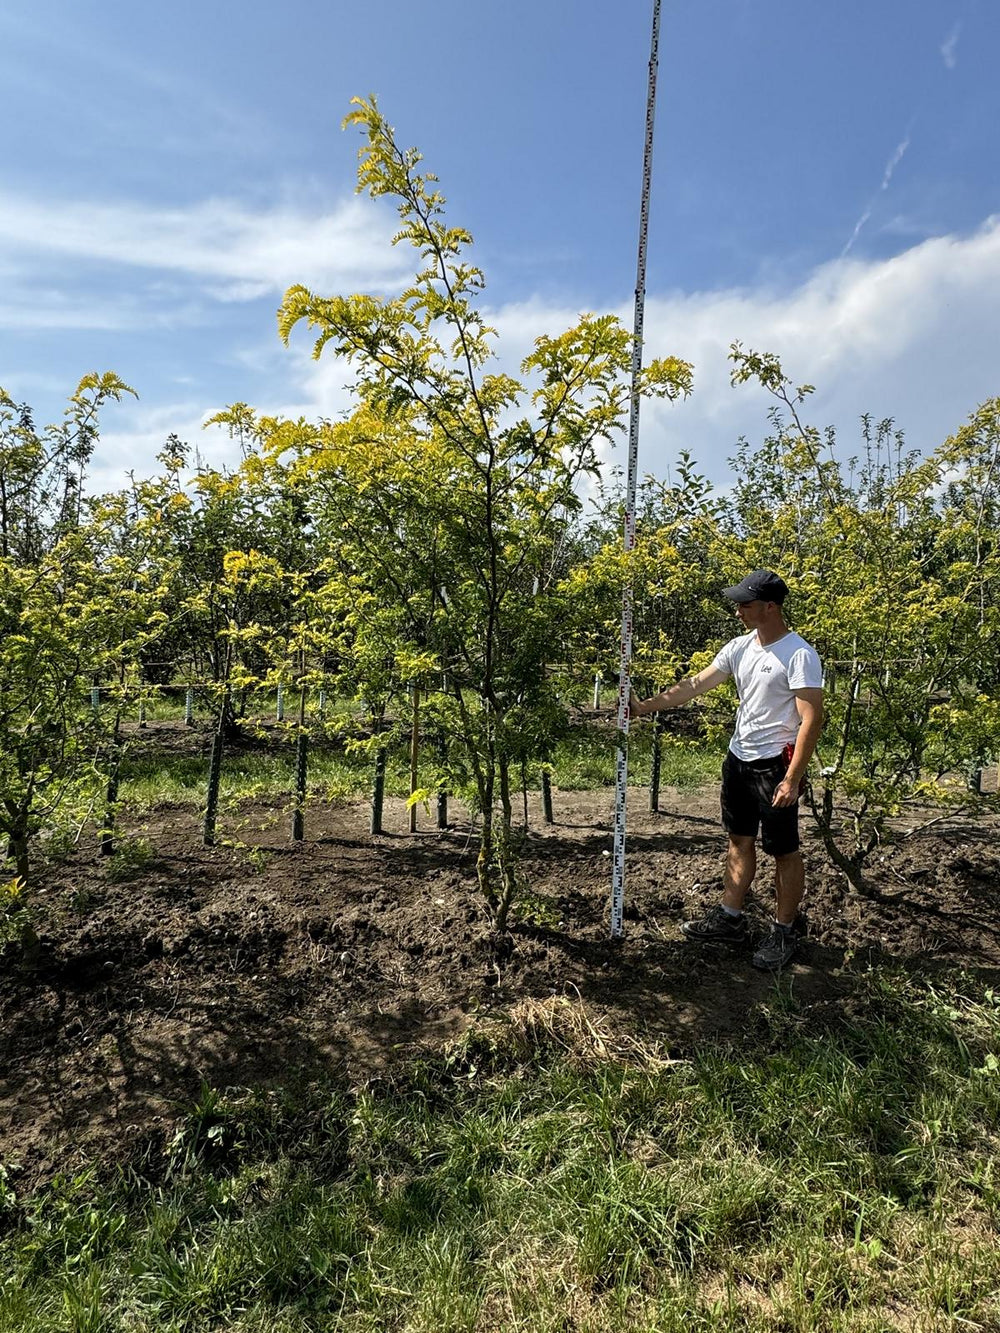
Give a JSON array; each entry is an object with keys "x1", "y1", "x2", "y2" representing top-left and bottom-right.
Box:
[{"x1": 3, "y1": 101, "x2": 1000, "y2": 1331}]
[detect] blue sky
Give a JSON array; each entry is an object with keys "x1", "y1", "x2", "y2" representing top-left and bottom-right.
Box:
[{"x1": 1, "y1": 0, "x2": 997, "y2": 491}]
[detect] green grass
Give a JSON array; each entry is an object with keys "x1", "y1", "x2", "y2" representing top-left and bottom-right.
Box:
[
  {"x1": 118, "y1": 746, "x2": 378, "y2": 811},
  {"x1": 549, "y1": 726, "x2": 723, "y2": 792},
  {"x1": 2, "y1": 971, "x2": 999, "y2": 1331},
  {"x1": 117, "y1": 722, "x2": 723, "y2": 813}
]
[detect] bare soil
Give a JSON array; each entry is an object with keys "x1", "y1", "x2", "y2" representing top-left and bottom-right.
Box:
[{"x1": 3, "y1": 726, "x2": 1000, "y2": 1195}]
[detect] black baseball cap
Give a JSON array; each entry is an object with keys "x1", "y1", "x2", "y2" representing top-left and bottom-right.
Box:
[{"x1": 722, "y1": 569, "x2": 789, "y2": 604}]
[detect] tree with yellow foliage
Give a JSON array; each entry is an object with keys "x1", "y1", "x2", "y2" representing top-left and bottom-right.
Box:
[{"x1": 236, "y1": 99, "x2": 692, "y2": 929}]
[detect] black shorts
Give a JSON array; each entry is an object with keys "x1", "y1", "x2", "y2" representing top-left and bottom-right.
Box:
[{"x1": 720, "y1": 749, "x2": 800, "y2": 857}]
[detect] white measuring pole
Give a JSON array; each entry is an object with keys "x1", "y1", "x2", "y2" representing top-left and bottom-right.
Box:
[{"x1": 611, "y1": 0, "x2": 662, "y2": 939}]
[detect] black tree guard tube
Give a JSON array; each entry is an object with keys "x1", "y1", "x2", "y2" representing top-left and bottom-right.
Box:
[
  {"x1": 541, "y1": 768, "x2": 554, "y2": 825},
  {"x1": 436, "y1": 730, "x2": 448, "y2": 829},
  {"x1": 203, "y1": 689, "x2": 229, "y2": 847},
  {"x1": 370, "y1": 710, "x2": 387, "y2": 836},
  {"x1": 649, "y1": 708, "x2": 666, "y2": 812},
  {"x1": 292, "y1": 677, "x2": 309, "y2": 841},
  {"x1": 100, "y1": 732, "x2": 123, "y2": 857}
]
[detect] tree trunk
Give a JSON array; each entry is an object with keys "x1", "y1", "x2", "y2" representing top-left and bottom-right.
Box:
[
  {"x1": 476, "y1": 764, "x2": 499, "y2": 922},
  {"x1": 494, "y1": 755, "x2": 518, "y2": 934},
  {"x1": 806, "y1": 781, "x2": 876, "y2": 896},
  {"x1": 10, "y1": 828, "x2": 29, "y2": 882},
  {"x1": 292, "y1": 681, "x2": 308, "y2": 842}
]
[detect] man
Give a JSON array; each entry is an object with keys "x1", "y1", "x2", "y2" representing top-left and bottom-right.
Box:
[{"x1": 631, "y1": 569, "x2": 823, "y2": 970}]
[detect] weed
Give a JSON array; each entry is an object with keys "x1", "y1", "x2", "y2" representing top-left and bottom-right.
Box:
[
  {"x1": 104, "y1": 836, "x2": 154, "y2": 884},
  {"x1": 510, "y1": 889, "x2": 562, "y2": 931},
  {"x1": 244, "y1": 845, "x2": 269, "y2": 874},
  {"x1": 0, "y1": 876, "x2": 33, "y2": 950}
]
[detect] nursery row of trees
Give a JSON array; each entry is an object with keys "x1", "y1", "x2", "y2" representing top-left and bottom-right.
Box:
[{"x1": 3, "y1": 98, "x2": 1000, "y2": 936}]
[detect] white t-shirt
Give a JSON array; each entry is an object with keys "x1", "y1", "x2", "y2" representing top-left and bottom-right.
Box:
[{"x1": 711, "y1": 630, "x2": 823, "y2": 761}]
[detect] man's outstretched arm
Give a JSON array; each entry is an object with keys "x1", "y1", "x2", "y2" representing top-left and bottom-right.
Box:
[{"x1": 630, "y1": 665, "x2": 728, "y2": 717}]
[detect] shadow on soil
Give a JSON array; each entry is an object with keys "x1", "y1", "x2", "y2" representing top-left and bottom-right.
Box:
[{"x1": 3, "y1": 786, "x2": 1000, "y2": 1192}]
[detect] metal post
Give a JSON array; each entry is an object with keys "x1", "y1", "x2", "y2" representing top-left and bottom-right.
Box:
[
  {"x1": 611, "y1": 0, "x2": 661, "y2": 939},
  {"x1": 185, "y1": 686, "x2": 194, "y2": 726},
  {"x1": 593, "y1": 672, "x2": 602, "y2": 709}
]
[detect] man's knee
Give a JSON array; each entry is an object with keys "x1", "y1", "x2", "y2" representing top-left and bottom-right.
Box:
[
  {"x1": 727, "y1": 834, "x2": 757, "y2": 870},
  {"x1": 728, "y1": 833, "x2": 756, "y2": 852}
]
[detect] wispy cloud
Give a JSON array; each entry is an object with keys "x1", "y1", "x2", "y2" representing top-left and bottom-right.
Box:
[
  {"x1": 90, "y1": 403, "x2": 240, "y2": 493},
  {"x1": 840, "y1": 132, "x2": 912, "y2": 258},
  {"x1": 879, "y1": 136, "x2": 911, "y2": 191},
  {"x1": 0, "y1": 191, "x2": 409, "y2": 316},
  {"x1": 0, "y1": 288, "x2": 204, "y2": 333},
  {"x1": 941, "y1": 21, "x2": 962, "y2": 70}
]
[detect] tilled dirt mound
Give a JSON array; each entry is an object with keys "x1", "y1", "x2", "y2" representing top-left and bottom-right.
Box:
[{"x1": 3, "y1": 784, "x2": 1000, "y2": 1194}]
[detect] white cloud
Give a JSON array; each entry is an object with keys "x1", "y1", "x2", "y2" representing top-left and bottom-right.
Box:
[
  {"x1": 941, "y1": 21, "x2": 962, "y2": 69},
  {"x1": 89, "y1": 402, "x2": 242, "y2": 495},
  {"x1": 279, "y1": 222, "x2": 1000, "y2": 493},
  {"x1": 0, "y1": 288, "x2": 203, "y2": 332},
  {"x1": 637, "y1": 216, "x2": 1000, "y2": 479},
  {"x1": 0, "y1": 191, "x2": 409, "y2": 305},
  {"x1": 72, "y1": 215, "x2": 1000, "y2": 496}
]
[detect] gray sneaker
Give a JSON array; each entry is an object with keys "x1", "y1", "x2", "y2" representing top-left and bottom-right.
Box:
[
  {"x1": 682, "y1": 904, "x2": 749, "y2": 946},
  {"x1": 752, "y1": 925, "x2": 799, "y2": 971}
]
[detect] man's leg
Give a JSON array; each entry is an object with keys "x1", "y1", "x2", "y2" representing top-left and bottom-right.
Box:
[
  {"x1": 683, "y1": 833, "x2": 756, "y2": 944},
  {"x1": 774, "y1": 850, "x2": 804, "y2": 926},
  {"x1": 750, "y1": 849, "x2": 805, "y2": 970},
  {"x1": 753, "y1": 784, "x2": 804, "y2": 970},
  {"x1": 722, "y1": 834, "x2": 756, "y2": 911},
  {"x1": 682, "y1": 759, "x2": 758, "y2": 945}
]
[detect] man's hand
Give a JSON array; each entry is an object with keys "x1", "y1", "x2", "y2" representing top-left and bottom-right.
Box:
[
  {"x1": 629, "y1": 689, "x2": 644, "y2": 717},
  {"x1": 771, "y1": 777, "x2": 800, "y2": 808}
]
